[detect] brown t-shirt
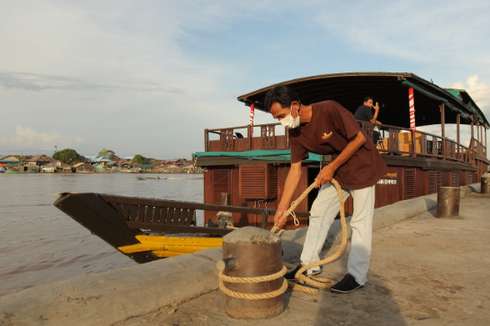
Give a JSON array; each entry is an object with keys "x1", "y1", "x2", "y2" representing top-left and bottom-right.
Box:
[{"x1": 290, "y1": 100, "x2": 388, "y2": 190}]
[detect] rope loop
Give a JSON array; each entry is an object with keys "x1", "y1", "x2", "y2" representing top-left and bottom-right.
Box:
[
  {"x1": 218, "y1": 265, "x2": 288, "y2": 300},
  {"x1": 219, "y1": 178, "x2": 348, "y2": 298},
  {"x1": 270, "y1": 178, "x2": 348, "y2": 295}
]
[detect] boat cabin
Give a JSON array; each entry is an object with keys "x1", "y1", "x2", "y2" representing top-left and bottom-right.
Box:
[{"x1": 194, "y1": 72, "x2": 489, "y2": 230}]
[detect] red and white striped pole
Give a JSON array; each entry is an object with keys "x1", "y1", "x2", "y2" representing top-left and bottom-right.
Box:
[
  {"x1": 249, "y1": 103, "x2": 254, "y2": 137},
  {"x1": 408, "y1": 87, "x2": 416, "y2": 132}
]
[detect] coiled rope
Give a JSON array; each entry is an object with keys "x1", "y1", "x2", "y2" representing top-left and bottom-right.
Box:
[
  {"x1": 274, "y1": 178, "x2": 347, "y2": 295},
  {"x1": 218, "y1": 266, "x2": 288, "y2": 300},
  {"x1": 218, "y1": 178, "x2": 346, "y2": 298}
]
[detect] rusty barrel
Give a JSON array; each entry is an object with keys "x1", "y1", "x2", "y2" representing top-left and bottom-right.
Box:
[
  {"x1": 436, "y1": 186, "x2": 460, "y2": 218},
  {"x1": 219, "y1": 226, "x2": 284, "y2": 319},
  {"x1": 481, "y1": 173, "x2": 490, "y2": 194}
]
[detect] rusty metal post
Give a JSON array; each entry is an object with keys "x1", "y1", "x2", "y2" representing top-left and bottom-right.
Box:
[
  {"x1": 436, "y1": 187, "x2": 460, "y2": 218},
  {"x1": 481, "y1": 174, "x2": 490, "y2": 194},
  {"x1": 219, "y1": 227, "x2": 284, "y2": 319}
]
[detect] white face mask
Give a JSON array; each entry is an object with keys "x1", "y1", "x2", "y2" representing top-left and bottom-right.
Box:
[{"x1": 280, "y1": 105, "x2": 300, "y2": 129}]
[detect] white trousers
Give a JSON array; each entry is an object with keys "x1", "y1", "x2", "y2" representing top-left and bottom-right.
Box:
[{"x1": 300, "y1": 184, "x2": 375, "y2": 285}]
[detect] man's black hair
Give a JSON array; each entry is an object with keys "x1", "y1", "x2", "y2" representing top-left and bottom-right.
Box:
[
  {"x1": 264, "y1": 84, "x2": 301, "y2": 112},
  {"x1": 363, "y1": 96, "x2": 373, "y2": 103}
]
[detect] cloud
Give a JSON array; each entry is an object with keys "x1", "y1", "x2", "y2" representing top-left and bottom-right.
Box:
[
  {"x1": 313, "y1": 1, "x2": 490, "y2": 65},
  {"x1": 0, "y1": 72, "x2": 185, "y2": 94},
  {"x1": 451, "y1": 75, "x2": 490, "y2": 114},
  {"x1": 0, "y1": 124, "x2": 63, "y2": 149}
]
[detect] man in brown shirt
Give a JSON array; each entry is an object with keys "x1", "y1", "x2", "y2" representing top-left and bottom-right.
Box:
[{"x1": 265, "y1": 84, "x2": 388, "y2": 293}]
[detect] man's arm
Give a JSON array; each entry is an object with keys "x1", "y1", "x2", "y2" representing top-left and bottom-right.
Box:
[
  {"x1": 370, "y1": 102, "x2": 380, "y2": 123},
  {"x1": 315, "y1": 130, "x2": 366, "y2": 186},
  {"x1": 273, "y1": 161, "x2": 302, "y2": 228}
]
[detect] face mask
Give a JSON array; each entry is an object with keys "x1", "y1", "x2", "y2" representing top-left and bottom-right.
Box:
[{"x1": 280, "y1": 105, "x2": 300, "y2": 129}]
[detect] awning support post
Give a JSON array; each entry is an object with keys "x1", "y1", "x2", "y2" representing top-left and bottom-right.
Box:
[
  {"x1": 440, "y1": 104, "x2": 446, "y2": 158},
  {"x1": 456, "y1": 114, "x2": 461, "y2": 160}
]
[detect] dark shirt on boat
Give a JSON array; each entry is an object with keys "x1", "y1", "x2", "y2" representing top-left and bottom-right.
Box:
[
  {"x1": 289, "y1": 100, "x2": 388, "y2": 190},
  {"x1": 354, "y1": 104, "x2": 374, "y2": 122}
]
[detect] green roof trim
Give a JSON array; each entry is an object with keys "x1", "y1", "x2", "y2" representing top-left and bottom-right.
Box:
[
  {"x1": 401, "y1": 80, "x2": 471, "y2": 119},
  {"x1": 193, "y1": 149, "x2": 323, "y2": 162}
]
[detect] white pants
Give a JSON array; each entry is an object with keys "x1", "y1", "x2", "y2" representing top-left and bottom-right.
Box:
[{"x1": 300, "y1": 184, "x2": 375, "y2": 285}]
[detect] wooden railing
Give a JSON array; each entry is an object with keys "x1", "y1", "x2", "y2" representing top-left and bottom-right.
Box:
[
  {"x1": 204, "y1": 121, "x2": 485, "y2": 164},
  {"x1": 470, "y1": 137, "x2": 487, "y2": 158},
  {"x1": 100, "y1": 194, "x2": 309, "y2": 235},
  {"x1": 205, "y1": 123, "x2": 289, "y2": 152},
  {"x1": 361, "y1": 121, "x2": 480, "y2": 164}
]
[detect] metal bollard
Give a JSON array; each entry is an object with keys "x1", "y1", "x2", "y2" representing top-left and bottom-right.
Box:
[
  {"x1": 436, "y1": 186, "x2": 460, "y2": 218},
  {"x1": 217, "y1": 226, "x2": 284, "y2": 319},
  {"x1": 481, "y1": 173, "x2": 490, "y2": 194}
]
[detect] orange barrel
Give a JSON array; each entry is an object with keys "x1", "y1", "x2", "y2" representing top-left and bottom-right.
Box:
[
  {"x1": 218, "y1": 226, "x2": 284, "y2": 319},
  {"x1": 481, "y1": 173, "x2": 490, "y2": 194},
  {"x1": 436, "y1": 186, "x2": 460, "y2": 218}
]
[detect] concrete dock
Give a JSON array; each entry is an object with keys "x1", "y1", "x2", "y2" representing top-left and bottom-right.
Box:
[{"x1": 1, "y1": 185, "x2": 489, "y2": 326}]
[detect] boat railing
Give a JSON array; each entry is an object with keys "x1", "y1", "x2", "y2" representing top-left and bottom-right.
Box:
[
  {"x1": 470, "y1": 137, "x2": 487, "y2": 158},
  {"x1": 205, "y1": 123, "x2": 289, "y2": 152},
  {"x1": 204, "y1": 121, "x2": 482, "y2": 165},
  {"x1": 364, "y1": 121, "x2": 478, "y2": 164}
]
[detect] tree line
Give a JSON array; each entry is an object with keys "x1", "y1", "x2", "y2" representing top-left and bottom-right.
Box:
[{"x1": 52, "y1": 148, "x2": 145, "y2": 165}]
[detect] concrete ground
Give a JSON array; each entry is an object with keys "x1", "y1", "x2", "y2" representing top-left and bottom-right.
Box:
[
  {"x1": 115, "y1": 194, "x2": 490, "y2": 326},
  {"x1": 1, "y1": 187, "x2": 489, "y2": 326}
]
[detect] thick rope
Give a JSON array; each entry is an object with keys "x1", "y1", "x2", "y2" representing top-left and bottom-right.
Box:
[
  {"x1": 274, "y1": 178, "x2": 348, "y2": 295},
  {"x1": 218, "y1": 178, "x2": 347, "y2": 298},
  {"x1": 218, "y1": 266, "x2": 288, "y2": 300},
  {"x1": 270, "y1": 181, "x2": 318, "y2": 233}
]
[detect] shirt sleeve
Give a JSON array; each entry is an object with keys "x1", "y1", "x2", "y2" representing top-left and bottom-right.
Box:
[{"x1": 289, "y1": 129, "x2": 309, "y2": 163}]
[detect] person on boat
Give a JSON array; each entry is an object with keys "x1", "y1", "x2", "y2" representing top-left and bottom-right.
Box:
[
  {"x1": 354, "y1": 96, "x2": 382, "y2": 144},
  {"x1": 265, "y1": 85, "x2": 388, "y2": 293}
]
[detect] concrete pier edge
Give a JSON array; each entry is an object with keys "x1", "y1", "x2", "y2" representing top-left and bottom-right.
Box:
[{"x1": 0, "y1": 184, "x2": 482, "y2": 326}]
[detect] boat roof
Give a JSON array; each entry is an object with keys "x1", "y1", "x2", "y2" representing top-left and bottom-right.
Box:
[{"x1": 237, "y1": 72, "x2": 489, "y2": 129}]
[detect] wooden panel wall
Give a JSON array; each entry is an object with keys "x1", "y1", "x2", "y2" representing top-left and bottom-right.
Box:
[
  {"x1": 203, "y1": 162, "x2": 486, "y2": 231},
  {"x1": 375, "y1": 167, "x2": 402, "y2": 208}
]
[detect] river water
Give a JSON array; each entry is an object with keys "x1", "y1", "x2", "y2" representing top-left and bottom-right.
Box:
[{"x1": 0, "y1": 173, "x2": 203, "y2": 297}]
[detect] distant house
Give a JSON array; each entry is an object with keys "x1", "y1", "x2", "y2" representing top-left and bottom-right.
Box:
[
  {"x1": 137, "y1": 164, "x2": 155, "y2": 171},
  {"x1": 73, "y1": 163, "x2": 96, "y2": 173},
  {"x1": 0, "y1": 155, "x2": 19, "y2": 170},
  {"x1": 22, "y1": 155, "x2": 56, "y2": 172},
  {"x1": 93, "y1": 163, "x2": 106, "y2": 172},
  {"x1": 82, "y1": 155, "x2": 111, "y2": 163},
  {"x1": 26, "y1": 155, "x2": 56, "y2": 167},
  {"x1": 41, "y1": 161, "x2": 72, "y2": 173}
]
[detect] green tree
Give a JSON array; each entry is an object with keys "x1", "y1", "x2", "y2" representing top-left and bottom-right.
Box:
[
  {"x1": 98, "y1": 148, "x2": 115, "y2": 159},
  {"x1": 131, "y1": 154, "x2": 145, "y2": 164},
  {"x1": 53, "y1": 148, "x2": 82, "y2": 164}
]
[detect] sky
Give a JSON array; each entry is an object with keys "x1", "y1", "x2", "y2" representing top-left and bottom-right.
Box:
[{"x1": 1, "y1": 0, "x2": 490, "y2": 159}]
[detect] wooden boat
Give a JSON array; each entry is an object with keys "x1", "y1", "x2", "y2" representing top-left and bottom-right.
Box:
[
  {"x1": 53, "y1": 192, "x2": 308, "y2": 262},
  {"x1": 194, "y1": 72, "x2": 489, "y2": 230},
  {"x1": 54, "y1": 72, "x2": 489, "y2": 262}
]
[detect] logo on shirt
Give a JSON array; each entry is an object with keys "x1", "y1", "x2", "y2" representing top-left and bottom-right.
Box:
[{"x1": 321, "y1": 131, "x2": 332, "y2": 140}]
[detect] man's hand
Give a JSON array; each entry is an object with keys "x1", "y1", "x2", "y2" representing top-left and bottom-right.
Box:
[
  {"x1": 273, "y1": 207, "x2": 288, "y2": 229},
  {"x1": 315, "y1": 165, "x2": 335, "y2": 188},
  {"x1": 374, "y1": 102, "x2": 380, "y2": 111}
]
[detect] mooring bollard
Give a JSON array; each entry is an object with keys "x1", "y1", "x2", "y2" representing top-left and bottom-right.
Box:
[
  {"x1": 481, "y1": 173, "x2": 490, "y2": 194},
  {"x1": 436, "y1": 186, "x2": 460, "y2": 218},
  {"x1": 217, "y1": 226, "x2": 286, "y2": 319}
]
